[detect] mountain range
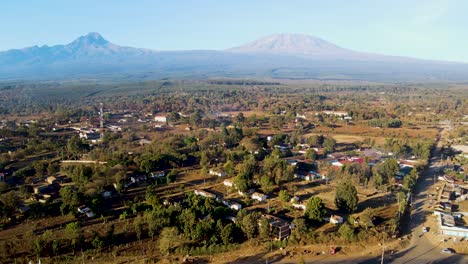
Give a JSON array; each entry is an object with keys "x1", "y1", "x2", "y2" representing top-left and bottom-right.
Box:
[{"x1": 1, "y1": 32, "x2": 468, "y2": 82}]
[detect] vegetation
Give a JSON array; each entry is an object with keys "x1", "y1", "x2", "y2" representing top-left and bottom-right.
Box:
[
  {"x1": 335, "y1": 180, "x2": 359, "y2": 213},
  {"x1": 0, "y1": 79, "x2": 458, "y2": 262}
]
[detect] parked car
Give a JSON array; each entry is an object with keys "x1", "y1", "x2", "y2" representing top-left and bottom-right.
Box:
[{"x1": 441, "y1": 248, "x2": 455, "y2": 254}]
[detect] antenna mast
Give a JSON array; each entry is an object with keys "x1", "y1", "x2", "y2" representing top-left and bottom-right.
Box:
[{"x1": 99, "y1": 102, "x2": 104, "y2": 136}]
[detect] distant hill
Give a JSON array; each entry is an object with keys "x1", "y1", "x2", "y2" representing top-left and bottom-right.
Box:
[{"x1": 1, "y1": 32, "x2": 468, "y2": 82}]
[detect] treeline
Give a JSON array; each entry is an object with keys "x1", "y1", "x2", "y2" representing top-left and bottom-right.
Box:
[{"x1": 368, "y1": 119, "x2": 402, "y2": 128}]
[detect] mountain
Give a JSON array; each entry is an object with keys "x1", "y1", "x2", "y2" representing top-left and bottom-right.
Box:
[
  {"x1": 1, "y1": 32, "x2": 468, "y2": 82},
  {"x1": 228, "y1": 33, "x2": 353, "y2": 57},
  {"x1": 0, "y1": 32, "x2": 154, "y2": 64}
]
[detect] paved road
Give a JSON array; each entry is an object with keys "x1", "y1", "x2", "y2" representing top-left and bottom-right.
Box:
[
  {"x1": 279, "y1": 136, "x2": 468, "y2": 264},
  {"x1": 388, "y1": 141, "x2": 467, "y2": 264}
]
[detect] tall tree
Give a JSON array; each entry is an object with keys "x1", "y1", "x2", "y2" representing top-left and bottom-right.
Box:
[
  {"x1": 334, "y1": 181, "x2": 358, "y2": 213},
  {"x1": 305, "y1": 196, "x2": 327, "y2": 221}
]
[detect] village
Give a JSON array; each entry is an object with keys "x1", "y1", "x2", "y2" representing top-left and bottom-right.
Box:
[{"x1": 0, "y1": 83, "x2": 466, "y2": 264}]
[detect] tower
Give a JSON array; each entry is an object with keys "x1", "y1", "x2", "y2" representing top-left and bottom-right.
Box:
[{"x1": 99, "y1": 102, "x2": 104, "y2": 136}]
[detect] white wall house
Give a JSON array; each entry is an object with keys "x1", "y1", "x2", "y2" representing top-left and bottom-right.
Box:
[
  {"x1": 154, "y1": 116, "x2": 167, "y2": 123},
  {"x1": 209, "y1": 169, "x2": 227, "y2": 177},
  {"x1": 251, "y1": 192, "x2": 268, "y2": 202},
  {"x1": 223, "y1": 179, "x2": 234, "y2": 187}
]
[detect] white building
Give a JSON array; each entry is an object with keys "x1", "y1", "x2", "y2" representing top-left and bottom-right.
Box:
[
  {"x1": 330, "y1": 215, "x2": 344, "y2": 224},
  {"x1": 194, "y1": 189, "x2": 216, "y2": 199},
  {"x1": 322, "y1": 111, "x2": 348, "y2": 116},
  {"x1": 154, "y1": 115, "x2": 167, "y2": 123},
  {"x1": 292, "y1": 203, "x2": 306, "y2": 210},
  {"x1": 223, "y1": 179, "x2": 234, "y2": 187},
  {"x1": 209, "y1": 169, "x2": 227, "y2": 177},
  {"x1": 230, "y1": 203, "x2": 242, "y2": 211},
  {"x1": 251, "y1": 192, "x2": 268, "y2": 202},
  {"x1": 150, "y1": 171, "x2": 166, "y2": 178}
]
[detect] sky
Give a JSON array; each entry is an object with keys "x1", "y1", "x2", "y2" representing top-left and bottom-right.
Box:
[{"x1": 2, "y1": 0, "x2": 468, "y2": 62}]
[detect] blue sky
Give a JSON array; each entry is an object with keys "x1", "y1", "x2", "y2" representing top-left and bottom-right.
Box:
[{"x1": 2, "y1": 0, "x2": 468, "y2": 62}]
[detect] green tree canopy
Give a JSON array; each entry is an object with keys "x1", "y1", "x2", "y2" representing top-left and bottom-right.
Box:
[
  {"x1": 305, "y1": 196, "x2": 327, "y2": 222},
  {"x1": 334, "y1": 181, "x2": 358, "y2": 213}
]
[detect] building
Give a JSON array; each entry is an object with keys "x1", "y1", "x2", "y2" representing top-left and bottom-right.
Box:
[
  {"x1": 322, "y1": 111, "x2": 348, "y2": 117},
  {"x1": 194, "y1": 189, "x2": 217, "y2": 199},
  {"x1": 139, "y1": 139, "x2": 151, "y2": 146},
  {"x1": 230, "y1": 203, "x2": 242, "y2": 211},
  {"x1": 130, "y1": 175, "x2": 147, "y2": 183},
  {"x1": 34, "y1": 184, "x2": 59, "y2": 195},
  {"x1": 77, "y1": 206, "x2": 95, "y2": 218},
  {"x1": 330, "y1": 215, "x2": 344, "y2": 224},
  {"x1": 261, "y1": 215, "x2": 292, "y2": 240},
  {"x1": 154, "y1": 115, "x2": 167, "y2": 123},
  {"x1": 221, "y1": 199, "x2": 242, "y2": 211},
  {"x1": 150, "y1": 171, "x2": 166, "y2": 178},
  {"x1": 101, "y1": 191, "x2": 112, "y2": 199},
  {"x1": 209, "y1": 169, "x2": 227, "y2": 177},
  {"x1": 79, "y1": 131, "x2": 101, "y2": 141},
  {"x1": 436, "y1": 212, "x2": 468, "y2": 238},
  {"x1": 46, "y1": 176, "x2": 57, "y2": 185},
  {"x1": 223, "y1": 179, "x2": 234, "y2": 187},
  {"x1": 251, "y1": 192, "x2": 268, "y2": 202},
  {"x1": 292, "y1": 203, "x2": 306, "y2": 210}
]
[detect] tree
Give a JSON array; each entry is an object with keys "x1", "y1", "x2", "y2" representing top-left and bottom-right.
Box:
[
  {"x1": 145, "y1": 184, "x2": 160, "y2": 209},
  {"x1": 241, "y1": 213, "x2": 259, "y2": 239},
  {"x1": 166, "y1": 169, "x2": 177, "y2": 183},
  {"x1": 33, "y1": 237, "x2": 44, "y2": 257},
  {"x1": 65, "y1": 222, "x2": 80, "y2": 251},
  {"x1": 47, "y1": 162, "x2": 59, "y2": 175},
  {"x1": 65, "y1": 135, "x2": 87, "y2": 159},
  {"x1": 235, "y1": 112, "x2": 245, "y2": 124},
  {"x1": 289, "y1": 218, "x2": 307, "y2": 244},
  {"x1": 234, "y1": 171, "x2": 252, "y2": 193},
  {"x1": 221, "y1": 223, "x2": 235, "y2": 244},
  {"x1": 278, "y1": 190, "x2": 290, "y2": 206},
  {"x1": 159, "y1": 227, "x2": 182, "y2": 255},
  {"x1": 305, "y1": 196, "x2": 326, "y2": 221},
  {"x1": 0, "y1": 191, "x2": 19, "y2": 211},
  {"x1": 359, "y1": 207, "x2": 375, "y2": 230},
  {"x1": 403, "y1": 168, "x2": 418, "y2": 191},
  {"x1": 338, "y1": 223, "x2": 355, "y2": 242},
  {"x1": 307, "y1": 135, "x2": 324, "y2": 147},
  {"x1": 224, "y1": 160, "x2": 235, "y2": 176},
  {"x1": 133, "y1": 215, "x2": 144, "y2": 241},
  {"x1": 59, "y1": 186, "x2": 80, "y2": 215},
  {"x1": 33, "y1": 161, "x2": 47, "y2": 177},
  {"x1": 335, "y1": 181, "x2": 358, "y2": 213},
  {"x1": 305, "y1": 148, "x2": 317, "y2": 161},
  {"x1": 323, "y1": 137, "x2": 336, "y2": 153},
  {"x1": 260, "y1": 175, "x2": 274, "y2": 194},
  {"x1": 91, "y1": 233, "x2": 104, "y2": 252},
  {"x1": 258, "y1": 218, "x2": 271, "y2": 240}
]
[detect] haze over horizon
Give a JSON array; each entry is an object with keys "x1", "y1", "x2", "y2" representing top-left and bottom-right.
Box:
[{"x1": 2, "y1": 0, "x2": 468, "y2": 63}]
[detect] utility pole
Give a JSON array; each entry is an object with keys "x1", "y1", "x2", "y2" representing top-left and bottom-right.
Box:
[
  {"x1": 266, "y1": 238, "x2": 272, "y2": 264},
  {"x1": 397, "y1": 194, "x2": 400, "y2": 219},
  {"x1": 381, "y1": 228, "x2": 385, "y2": 264},
  {"x1": 99, "y1": 102, "x2": 104, "y2": 137}
]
